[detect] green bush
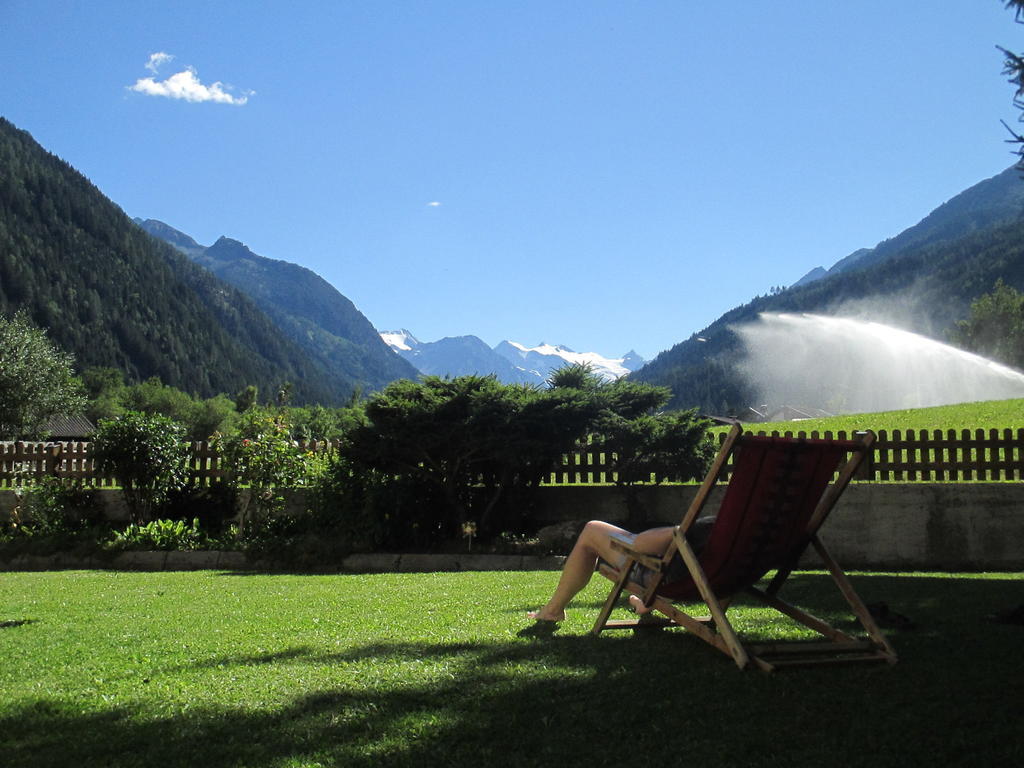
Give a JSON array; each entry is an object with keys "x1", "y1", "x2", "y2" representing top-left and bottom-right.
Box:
[
  {"x1": 15, "y1": 477, "x2": 103, "y2": 535},
  {"x1": 163, "y1": 484, "x2": 238, "y2": 535},
  {"x1": 322, "y1": 370, "x2": 712, "y2": 549},
  {"x1": 211, "y1": 408, "x2": 317, "y2": 534},
  {"x1": 106, "y1": 518, "x2": 208, "y2": 551},
  {"x1": 313, "y1": 457, "x2": 438, "y2": 551},
  {"x1": 1, "y1": 476, "x2": 106, "y2": 557},
  {"x1": 92, "y1": 411, "x2": 190, "y2": 523}
]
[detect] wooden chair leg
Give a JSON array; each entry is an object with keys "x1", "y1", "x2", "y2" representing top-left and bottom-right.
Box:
[
  {"x1": 812, "y1": 536, "x2": 897, "y2": 659},
  {"x1": 592, "y1": 559, "x2": 634, "y2": 635},
  {"x1": 674, "y1": 529, "x2": 750, "y2": 669}
]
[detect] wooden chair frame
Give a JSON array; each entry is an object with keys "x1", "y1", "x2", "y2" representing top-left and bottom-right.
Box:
[{"x1": 592, "y1": 425, "x2": 897, "y2": 672}]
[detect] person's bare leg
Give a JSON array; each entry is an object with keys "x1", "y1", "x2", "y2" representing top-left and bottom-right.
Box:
[{"x1": 528, "y1": 522, "x2": 674, "y2": 622}]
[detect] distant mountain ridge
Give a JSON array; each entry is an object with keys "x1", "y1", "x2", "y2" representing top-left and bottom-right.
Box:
[
  {"x1": 381, "y1": 330, "x2": 644, "y2": 385},
  {"x1": 791, "y1": 167, "x2": 1024, "y2": 289},
  {"x1": 137, "y1": 220, "x2": 418, "y2": 395},
  {"x1": 0, "y1": 117, "x2": 353, "y2": 404},
  {"x1": 635, "y1": 165, "x2": 1024, "y2": 412}
]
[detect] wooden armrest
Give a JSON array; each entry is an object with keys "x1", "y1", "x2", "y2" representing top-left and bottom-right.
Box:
[
  {"x1": 608, "y1": 534, "x2": 664, "y2": 572},
  {"x1": 608, "y1": 532, "x2": 635, "y2": 551}
]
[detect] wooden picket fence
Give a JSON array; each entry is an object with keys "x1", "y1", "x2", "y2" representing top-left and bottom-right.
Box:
[
  {"x1": 550, "y1": 428, "x2": 1024, "y2": 484},
  {"x1": 3, "y1": 429, "x2": 1024, "y2": 488},
  {"x1": 0, "y1": 440, "x2": 341, "y2": 488}
]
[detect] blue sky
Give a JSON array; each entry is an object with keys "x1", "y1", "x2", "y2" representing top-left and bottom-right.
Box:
[{"x1": 1, "y1": 1, "x2": 1019, "y2": 360}]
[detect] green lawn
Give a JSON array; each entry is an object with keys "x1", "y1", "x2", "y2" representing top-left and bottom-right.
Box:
[
  {"x1": 2, "y1": 569, "x2": 1022, "y2": 767},
  {"x1": 738, "y1": 397, "x2": 1024, "y2": 435}
]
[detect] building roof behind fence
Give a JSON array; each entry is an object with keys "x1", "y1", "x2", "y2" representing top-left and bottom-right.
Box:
[{"x1": 44, "y1": 415, "x2": 96, "y2": 440}]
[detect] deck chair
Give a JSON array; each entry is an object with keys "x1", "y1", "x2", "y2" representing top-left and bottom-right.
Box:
[{"x1": 592, "y1": 424, "x2": 897, "y2": 671}]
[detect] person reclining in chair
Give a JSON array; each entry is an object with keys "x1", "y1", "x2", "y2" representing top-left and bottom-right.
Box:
[{"x1": 527, "y1": 521, "x2": 676, "y2": 623}]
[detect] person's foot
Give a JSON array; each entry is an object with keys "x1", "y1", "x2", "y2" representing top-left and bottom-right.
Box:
[
  {"x1": 526, "y1": 608, "x2": 565, "y2": 622},
  {"x1": 628, "y1": 594, "x2": 653, "y2": 615}
]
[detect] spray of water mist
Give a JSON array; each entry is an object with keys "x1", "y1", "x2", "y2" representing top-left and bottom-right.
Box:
[{"x1": 734, "y1": 313, "x2": 1024, "y2": 414}]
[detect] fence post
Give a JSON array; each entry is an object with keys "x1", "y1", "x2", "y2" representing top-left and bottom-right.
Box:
[
  {"x1": 48, "y1": 443, "x2": 63, "y2": 478},
  {"x1": 856, "y1": 432, "x2": 873, "y2": 480}
]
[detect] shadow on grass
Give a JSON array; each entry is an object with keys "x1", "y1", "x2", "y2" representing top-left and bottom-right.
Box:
[
  {"x1": 0, "y1": 619, "x2": 35, "y2": 629},
  {"x1": 3, "y1": 573, "x2": 1023, "y2": 768}
]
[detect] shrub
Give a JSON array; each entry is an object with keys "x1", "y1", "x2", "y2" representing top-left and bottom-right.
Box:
[
  {"x1": 313, "y1": 457, "x2": 438, "y2": 551},
  {"x1": 15, "y1": 477, "x2": 103, "y2": 535},
  {"x1": 92, "y1": 412, "x2": 190, "y2": 523},
  {"x1": 327, "y1": 370, "x2": 713, "y2": 549},
  {"x1": 106, "y1": 518, "x2": 208, "y2": 551},
  {"x1": 1, "y1": 475, "x2": 107, "y2": 556},
  {"x1": 163, "y1": 484, "x2": 238, "y2": 535},
  {"x1": 211, "y1": 408, "x2": 316, "y2": 534}
]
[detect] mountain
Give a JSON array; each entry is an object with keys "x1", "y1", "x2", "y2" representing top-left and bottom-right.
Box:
[
  {"x1": 0, "y1": 117, "x2": 352, "y2": 404},
  {"x1": 137, "y1": 222, "x2": 418, "y2": 395},
  {"x1": 493, "y1": 341, "x2": 644, "y2": 383},
  {"x1": 134, "y1": 219, "x2": 205, "y2": 259},
  {"x1": 790, "y1": 169, "x2": 1024, "y2": 292},
  {"x1": 381, "y1": 330, "x2": 538, "y2": 384},
  {"x1": 635, "y1": 165, "x2": 1024, "y2": 413},
  {"x1": 790, "y1": 266, "x2": 827, "y2": 288},
  {"x1": 381, "y1": 330, "x2": 645, "y2": 385}
]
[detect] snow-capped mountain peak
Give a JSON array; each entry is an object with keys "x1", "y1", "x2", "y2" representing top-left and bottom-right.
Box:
[
  {"x1": 495, "y1": 341, "x2": 636, "y2": 382},
  {"x1": 380, "y1": 329, "x2": 420, "y2": 352},
  {"x1": 380, "y1": 331, "x2": 646, "y2": 385}
]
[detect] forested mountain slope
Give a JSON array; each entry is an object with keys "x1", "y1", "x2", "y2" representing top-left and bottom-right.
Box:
[
  {"x1": 137, "y1": 222, "x2": 418, "y2": 392},
  {"x1": 634, "y1": 167, "x2": 1024, "y2": 412},
  {"x1": 0, "y1": 117, "x2": 352, "y2": 404}
]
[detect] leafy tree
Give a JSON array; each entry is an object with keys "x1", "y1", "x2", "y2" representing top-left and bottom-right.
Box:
[
  {"x1": 81, "y1": 367, "x2": 127, "y2": 423},
  {"x1": 187, "y1": 394, "x2": 240, "y2": 442},
  {"x1": 92, "y1": 412, "x2": 190, "y2": 523},
  {"x1": 546, "y1": 362, "x2": 604, "y2": 391},
  {"x1": 290, "y1": 403, "x2": 366, "y2": 441},
  {"x1": 82, "y1": 371, "x2": 240, "y2": 441},
  {"x1": 121, "y1": 377, "x2": 196, "y2": 426},
  {"x1": 234, "y1": 385, "x2": 258, "y2": 413},
  {"x1": 0, "y1": 311, "x2": 85, "y2": 438},
  {"x1": 950, "y1": 279, "x2": 1024, "y2": 368}
]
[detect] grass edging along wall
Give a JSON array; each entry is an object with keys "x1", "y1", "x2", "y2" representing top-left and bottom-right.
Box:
[
  {"x1": 0, "y1": 550, "x2": 568, "y2": 573},
  {"x1": 2, "y1": 484, "x2": 1022, "y2": 571}
]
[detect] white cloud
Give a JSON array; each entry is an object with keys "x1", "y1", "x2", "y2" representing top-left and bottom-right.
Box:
[
  {"x1": 426, "y1": 201, "x2": 442, "y2": 207},
  {"x1": 144, "y1": 52, "x2": 174, "y2": 74},
  {"x1": 129, "y1": 54, "x2": 252, "y2": 105}
]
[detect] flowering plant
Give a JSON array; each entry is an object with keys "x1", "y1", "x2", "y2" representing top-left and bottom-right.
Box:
[{"x1": 210, "y1": 409, "x2": 313, "y2": 533}]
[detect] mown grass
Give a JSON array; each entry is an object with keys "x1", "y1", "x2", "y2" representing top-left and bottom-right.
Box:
[
  {"x1": 737, "y1": 397, "x2": 1024, "y2": 436},
  {"x1": 2, "y1": 569, "x2": 1022, "y2": 767}
]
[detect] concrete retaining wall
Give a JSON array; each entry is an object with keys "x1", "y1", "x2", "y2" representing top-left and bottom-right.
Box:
[
  {"x1": 2, "y1": 483, "x2": 1022, "y2": 570},
  {"x1": 533, "y1": 483, "x2": 1024, "y2": 570}
]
